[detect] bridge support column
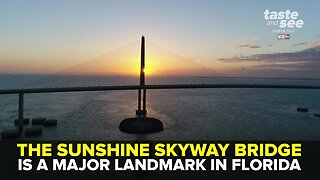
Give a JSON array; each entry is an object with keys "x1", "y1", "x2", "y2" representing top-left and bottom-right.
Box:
[
  {"x1": 143, "y1": 88, "x2": 146, "y2": 113},
  {"x1": 138, "y1": 89, "x2": 141, "y2": 110},
  {"x1": 18, "y1": 93, "x2": 24, "y2": 131}
]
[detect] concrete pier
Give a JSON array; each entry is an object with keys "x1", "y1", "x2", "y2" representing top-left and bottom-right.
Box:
[
  {"x1": 14, "y1": 118, "x2": 29, "y2": 125},
  {"x1": 297, "y1": 107, "x2": 308, "y2": 112},
  {"x1": 120, "y1": 117, "x2": 163, "y2": 133},
  {"x1": 43, "y1": 119, "x2": 58, "y2": 126},
  {"x1": 1, "y1": 129, "x2": 21, "y2": 139},
  {"x1": 32, "y1": 117, "x2": 46, "y2": 125},
  {"x1": 25, "y1": 127, "x2": 42, "y2": 136}
]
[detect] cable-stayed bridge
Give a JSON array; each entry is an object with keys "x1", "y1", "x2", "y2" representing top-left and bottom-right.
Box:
[{"x1": 1, "y1": 36, "x2": 320, "y2": 133}]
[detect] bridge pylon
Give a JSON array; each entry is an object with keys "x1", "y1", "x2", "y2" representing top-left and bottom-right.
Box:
[
  {"x1": 136, "y1": 36, "x2": 147, "y2": 117},
  {"x1": 119, "y1": 36, "x2": 163, "y2": 134}
]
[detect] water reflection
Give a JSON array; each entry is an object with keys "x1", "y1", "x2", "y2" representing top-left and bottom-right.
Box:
[{"x1": 0, "y1": 88, "x2": 320, "y2": 140}]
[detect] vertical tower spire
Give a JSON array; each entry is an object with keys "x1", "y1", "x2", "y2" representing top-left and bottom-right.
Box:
[{"x1": 136, "y1": 36, "x2": 147, "y2": 117}]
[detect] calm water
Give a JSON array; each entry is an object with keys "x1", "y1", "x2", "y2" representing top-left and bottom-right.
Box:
[{"x1": 1, "y1": 75, "x2": 320, "y2": 140}]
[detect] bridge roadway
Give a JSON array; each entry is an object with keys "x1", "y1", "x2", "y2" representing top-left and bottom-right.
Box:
[
  {"x1": 1, "y1": 84, "x2": 320, "y2": 94},
  {"x1": 1, "y1": 83, "x2": 320, "y2": 131}
]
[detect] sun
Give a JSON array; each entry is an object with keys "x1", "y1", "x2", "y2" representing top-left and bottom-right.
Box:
[{"x1": 128, "y1": 56, "x2": 160, "y2": 76}]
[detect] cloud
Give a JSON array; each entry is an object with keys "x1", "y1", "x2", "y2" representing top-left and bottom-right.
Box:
[
  {"x1": 218, "y1": 45, "x2": 320, "y2": 78},
  {"x1": 217, "y1": 55, "x2": 246, "y2": 63},
  {"x1": 292, "y1": 42, "x2": 308, "y2": 46},
  {"x1": 292, "y1": 34, "x2": 320, "y2": 48},
  {"x1": 293, "y1": 41, "x2": 320, "y2": 48},
  {"x1": 236, "y1": 44, "x2": 262, "y2": 49},
  {"x1": 236, "y1": 44, "x2": 273, "y2": 49},
  {"x1": 237, "y1": 45, "x2": 250, "y2": 48},
  {"x1": 249, "y1": 45, "x2": 261, "y2": 49},
  {"x1": 222, "y1": 45, "x2": 320, "y2": 63},
  {"x1": 307, "y1": 41, "x2": 320, "y2": 48}
]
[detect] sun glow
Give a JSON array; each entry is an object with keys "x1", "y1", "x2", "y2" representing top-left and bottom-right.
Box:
[{"x1": 72, "y1": 41, "x2": 221, "y2": 77}]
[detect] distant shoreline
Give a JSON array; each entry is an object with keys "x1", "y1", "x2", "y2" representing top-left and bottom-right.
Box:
[
  {"x1": 1, "y1": 73, "x2": 320, "y2": 81},
  {"x1": 196, "y1": 76, "x2": 320, "y2": 81}
]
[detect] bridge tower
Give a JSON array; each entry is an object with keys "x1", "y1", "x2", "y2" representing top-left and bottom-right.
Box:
[
  {"x1": 136, "y1": 36, "x2": 147, "y2": 117},
  {"x1": 119, "y1": 36, "x2": 163, "y2": 133}
]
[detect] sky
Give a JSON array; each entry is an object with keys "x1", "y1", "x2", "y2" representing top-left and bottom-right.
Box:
[{"x1": 0, "y1": 0, "x2": 320, "y2": 78}]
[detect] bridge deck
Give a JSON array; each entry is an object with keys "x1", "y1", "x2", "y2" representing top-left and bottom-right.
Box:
[{"x1": 1, "y1": 84, "x2": 320, "y2": 94}]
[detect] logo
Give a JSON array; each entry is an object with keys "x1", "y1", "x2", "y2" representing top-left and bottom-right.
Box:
[
  {"x1": 264, "y1": 9, "x2": 304, "y2": 39},
  {"x1": 277, "y1": 34, "x2": 290, "y2": 40}
]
